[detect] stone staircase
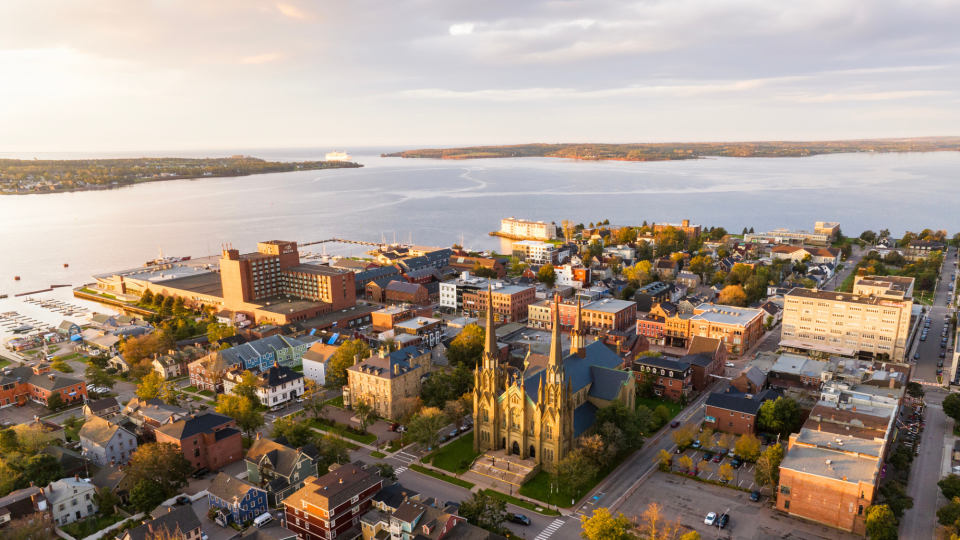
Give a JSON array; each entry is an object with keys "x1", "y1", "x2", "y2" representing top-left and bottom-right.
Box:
[{"x1": 468, "y1": 451, "x2": 540, "y2": 486}]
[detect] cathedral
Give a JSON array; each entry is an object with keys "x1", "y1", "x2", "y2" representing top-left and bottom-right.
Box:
[{"x1": 472, "y1": 286, "x2": 635, "y2": 472}]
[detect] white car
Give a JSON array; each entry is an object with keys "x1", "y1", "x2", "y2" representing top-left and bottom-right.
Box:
[
  {"x1": 725, "y1": 362, "x2": 735, "y2": 368},
  {"x1": 271, "y1": 404, "x2": 283, "y2": 412},
  {"x1": 296, "y1": 397, "x2": 304, "y2": 403},
  {"x1": 704, "y1": 512, "x2": 717, "y2": 526}
]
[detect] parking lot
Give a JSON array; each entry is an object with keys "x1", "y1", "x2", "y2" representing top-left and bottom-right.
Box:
[
  {"x1": 618, "y1": 472, "x2": 861, "y2": 540},
  {"x1": 672, "y1": 447, "x2": 763, "y2": 493}
]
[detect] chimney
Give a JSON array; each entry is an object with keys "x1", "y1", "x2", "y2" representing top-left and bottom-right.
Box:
[
  {"x1": 168, "y1": 507, "x2": 173, "y2": 514},
  {"x1": 354, "y1": 353, "x2": 361, "y2": 366},
  {"x1": 852, "y1": 406, "x2": 856, "y2": 412},
  {"x1": 29, "y1": 482, "x2": 34, "y2": 487},
  {"x1": 402, "y1": 492, "x2": 408, "y2": 501},
  {"x1": 394, "y1": 364, "x2": 400, "y2": 376},
  {"x1": 890, "y1": 377, "x2": 896, "y2": 389},
  {"x1": 339, "y1": 478, "x2": 343, "y2": 484},
  {"x1": 119, "y1": 465, "x2": 123, "y2": 472},
  {"x1": 75, "y1": 474, "x2": 79, "y2": 481},
  {"x1": 148, "y1": 523, "x2": 154, "y2": 533},
  {"x1": 256, "y1": 432, "x2": 261, "y2": 440}
]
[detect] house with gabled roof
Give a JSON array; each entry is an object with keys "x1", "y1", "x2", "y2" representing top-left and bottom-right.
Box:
[
  {"x1": 207, "y1": 473, "x2": 268, "y2": 527},
  {"x1": 82, "y1": 397, "x2": 120, "y2": 420},
  {"x1": 79, "y1": 415, "x2": 138, "y2": 466},
  {"x1": 119, "y1": 505, "x2": 201, "y2": 540},
  {"x1": 245, "y1": 436, "x2": 320, "y2": 505},
  {"x1": 90, "y1": 464, "x2": 134, "y2": 504}
]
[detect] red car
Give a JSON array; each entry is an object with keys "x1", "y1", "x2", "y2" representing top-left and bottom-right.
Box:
[
  {"x1": 670, "y1": 421, "x2": 681, "y2": 428},
  {"x1": 712, "y1": 454, "x2": 723, "y2": 463}
]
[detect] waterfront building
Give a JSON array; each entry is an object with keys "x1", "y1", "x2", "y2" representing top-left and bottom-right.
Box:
[
  {"x1": 652, "y1": 219, "x2": 701, "y2": 238},
  {"x1": 500, "y1": 218, "x2": 557, "y2": 240}
]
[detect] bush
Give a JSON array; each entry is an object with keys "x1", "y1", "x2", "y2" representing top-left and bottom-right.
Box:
[{"x1": 106, "y1": 367, "x2": 118, "y2": 375}]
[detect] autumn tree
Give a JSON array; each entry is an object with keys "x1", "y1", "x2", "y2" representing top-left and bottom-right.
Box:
[
  {"x1": 270, "y1": 417, "x2": 314, "y2": 448},
  {"x1": 734, "y1": 434, "x2": 761, "y2": 462},
  {"x1": 459, "y1": 490, "x2": 509, "y2": 534},
  {"x1": 580, "y1": 508, "x2": 632, "y2": 540},
  {"x1": 216, "y1": 394, "x2": 265, "y2": 440},
  {"x1": 354, "y1": 398, "x2": 375, "y2": 433},
  {"x1": 326, "y1": 340, "x2": 370, "y2": 387},
  {"x1": 754, "y1": 443, "x2": 785, "y2": 490},
  {"x1": 2, "y1": 511, "x2": 55, "y2": 540},
  {"x1": 556, "y1": 450, "x2": 598, "y2": 498},
  {"x1": 657, "y1": 449, "x2": 672, "y2": 471},
  {"x1": 301, "y1": 379, "x2": 328, "y2": 422},
  {"x1": 865, "y1": 505, "x2": 898, "y2": 540},
  {"x1": 636, "y1": 502, "x2": 684, "y2": 540},
  {"x1": 718, "y1": 285, "x2": 748, "y2": 307},
  {"x1": 678, "y1": 454, "x2": 694, "y2": 472},
  {"x1": 537, "y1": 264, "x2": 557, "y2": 286},
  {"x1": 406, "y1": 407, "x2": 448, "y2": 449},
  {"x1": 717, "y1": 463, "x2": 734, "y2": 483},
  {"x1": 136, "y1": 371, "x2": 168, "y2": 401},
  {"x1": 446, "y1": 325, "x2": 485, "y2": 368},
  {"x1": 126, "y1": 442, "x2": 194, "y2": 495}
]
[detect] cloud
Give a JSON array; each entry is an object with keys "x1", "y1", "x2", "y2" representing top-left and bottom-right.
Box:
[
  {"x1": 276, "y1": 3, "x2": 306, "y2": 19},
  {"x1": 449, "y1": 23, "x2": 475, "y2": 36},
  {"x1": 241, "y1": 53, "x2": 281, "y2": 64}
]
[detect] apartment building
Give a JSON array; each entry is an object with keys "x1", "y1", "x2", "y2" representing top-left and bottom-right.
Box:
[
  {"x1": 555, "y1": 264, "x2": 591, "y2": 289},
  {"x1": 283, "y1": 464, "x2": 384, "y2": 540},
  {"x1": 529, "y1": 298, "x2": 636, "y2": 333},
  {"x1": 632, "y1": 356, "x2": 692, "y2": 402},
  {"x1": 652, "y1": 219, "x2": 701, "y2": 238},
  {"x1": 343, "y1": 346, "x2": 431, "y2": 420},
  {"x1": 394, "y1": 317, "x2": 443, "y2": 347},
  {"x1": 781, "y1": 283, "x2": 913, "y2": 362},
  {"x1": 439, "y1": 273, "x2": 503, "y2": 312},
  {"x1": 511, "y1": 240, "x2": 557, "y2": 265},
  {"x1": 688, "y1": 304, "x2": 765, "y2": 355},
  {"x1": 501, "y1": 217, "x2": 557, "y2": 240},
  {"x1": 745, "y1": 225, "x2": 835, "y2": 246},
  {"x1": 462, "y1": 284, "x2": 536, "y2": 324},
  {"x1": 223, "y1": 362, "x2": 305, "y2": 407}
]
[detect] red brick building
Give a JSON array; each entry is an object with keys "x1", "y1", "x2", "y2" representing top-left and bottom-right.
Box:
[
  {"x1": 447, "y1": 256, "x2": 507, "y2": 279},
  {"x1": 188, "y1": 352, "x2": 235, "y2": 393},
  {"x1": 632, "y1": 356, "x2": 692, "y2": 402},
  {"x1": 154, "y1": 412, "x2": 243, "y2": 471},
  {"x1": 684, "y1": 336, "x2": 728, "y2": 391},
  {"x1": 0, "y1": 365, "x2": 87, "y2": 408},
  {"x1": 704, "y1": 389, "x2": 781, "y2": 435},
  {"x1": 463, "y1": 284, "x2": 537, "y2": 324},
  {"x1": 384, "y1": 281, "x2": 429, "y2": 305},
  {"x1": 551, "y1": 298, "x2": 637, "y2": 333},
  {"x1": 283, "y1": 463, "x2": 383, "y2": 540},
  {"x1": 636, "y1": 313, "x2": 665, "y2": 345}
]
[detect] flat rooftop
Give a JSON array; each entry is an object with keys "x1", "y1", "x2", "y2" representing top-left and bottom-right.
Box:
[
  {"x1": 584, "y1": 298, "x2": 634, "y2": 313},
  {"x1": 395, "y1": 317, "x2": 440, "y2": 330},
  {"x1": 786, "y1": 288, "x2": 910, "y2": 306},
  {"x1": 286, "y1": 264, "x2": 351, "y2": 276},
  {"x1": 793, "y1": 429, "x2": 885, "y2": 457},
  {"x1": 691, "y1": 304, "x2": 763, "y2": 326},
  {"x1": 94, "y1": 263, "x2": 214, "y2": 282},
  {"x1": 157, "y1": 272, "x2": 224, "y2": 296},
  {"x1": 781, "y1": 441, "x2": 880, "y2": 486},
  {"x1": 254, "y1": 297, "x2": 331, "y2": 314}
]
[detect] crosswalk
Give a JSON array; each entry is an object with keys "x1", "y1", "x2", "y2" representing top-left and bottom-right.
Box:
[
  {"x1": 395, "y1": 466, "x2": 408, "y2": 475},
  {"x1": 395, "y1": 451, "x2": 418, "y2": 465},
  {"x1": 534, "y1": 519, "x2": 565, "y2": 540}
]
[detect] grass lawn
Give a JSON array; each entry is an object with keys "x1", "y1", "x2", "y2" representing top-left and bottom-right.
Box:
[
  {"x1": 292, "y1": 365, "x2": 303, "y2": 372},
  {"x1": 80, "y1": 287, "x2": 119, "y2": 300},
  {"x1": 410, "y1": 464, "x2": 475, "y2": 489},
  {"x1": 0, "y1": 359, "x2": 9, "y2": 369},
  {"x1": 59, "y1": 352, "x2": 81, "y2": 361},
  {"x1": 309, "y1": 420, "x2": 377, "y2": 444},
  {"x1": 370, "y1": 451, "x2": 387, "y2": 459},
  {"x1": 481, "y1": 490, "x2": 561, "y2": 516},
  {"x1": 635, "y1": 397, "x2": 683, "y2": 419},
  {"x1": 182, "y1": 386, "x2": 199, "y2": 393},
  {"x1": 199, "y1": 390, "x2": 214, "y2": 397},
  {"x1": 426, "y1": 433, "x2": 479, "y2": 474},
  {"x1": 61, "y1": 514, "x2": 126, "y2": 537},
  {"x1": 325, "y1": 395, "x2": 344, "y2": 408},
  {"x1": 64, "y1": 420, "x2": 86, "y2": 441},
  {"x1": 519, "y1": 451, "x2": 632, "y2": 508}
]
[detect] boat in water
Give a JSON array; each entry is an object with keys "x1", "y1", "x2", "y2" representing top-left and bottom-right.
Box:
[
  {"x1": 145, "y1": 246, "x2": 191, "y2": 266},
  {"x1": 11, "y1": 324, "x2": 33, "y2": 333},
  {"x1": 326, "y1": 150, "x2": 352, "y2": 162}
]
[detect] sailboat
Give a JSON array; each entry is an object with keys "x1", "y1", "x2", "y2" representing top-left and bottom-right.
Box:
[{"x1": 145, "y1": 246, "x2": 192, "y2": 266}]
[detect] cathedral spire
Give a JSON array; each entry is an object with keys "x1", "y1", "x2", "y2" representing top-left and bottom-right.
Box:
[
  {"x1": 570, "y1": 298, "x2": 587, "y2": 358},
  {"x1": 548, "y1": 294, "x2": 563, "y2": 366},
  {"x1": 482, "y1": 283, "x2": 499, "y2": 369}
]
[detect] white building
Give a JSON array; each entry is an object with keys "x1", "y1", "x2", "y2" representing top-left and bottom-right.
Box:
[
  {"x1": 555, "y1": 264, "x2": 590, "y2": 289},
  {"x1": 47, "y1": 477, "x2": 98, "y2": 526},
  {"x1": 511, "y1": 240, "x2": 556, "y2": 265},
  {"x1": 326, "y1": 150, "x2": 352, "y2": 162},
  {"x1": 223, "y1": 363, "x2": 305, "y2": 406},
  {"x1": 439, "y1": 272, "x2": 504, "y2": 311},
  {"x1": 501, "y1": 217, "x2": 557, "y2": 240},
  {"x1": 300, "y1": 342, "x2": 337, "y2": 387}
]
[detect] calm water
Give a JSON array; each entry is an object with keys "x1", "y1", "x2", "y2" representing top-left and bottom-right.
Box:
[{"x1": 0, "y1": 149, "x2": 957, "y2": 337}]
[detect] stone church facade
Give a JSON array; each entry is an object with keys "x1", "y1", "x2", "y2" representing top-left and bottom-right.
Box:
[{"x1": 473, "y1": 288, "x2": 635, "y2": 472}]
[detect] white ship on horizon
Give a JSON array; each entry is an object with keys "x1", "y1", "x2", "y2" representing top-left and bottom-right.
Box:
[{"x1": 326, "y1": 150, "x2": 352, "y2": 161}]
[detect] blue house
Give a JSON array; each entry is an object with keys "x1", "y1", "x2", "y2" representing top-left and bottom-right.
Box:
[{"x1": 207, "y1": 472, "x2": 268, "y2": 527}]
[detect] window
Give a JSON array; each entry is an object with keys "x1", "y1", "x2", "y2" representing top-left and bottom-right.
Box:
[
  {"x1": 784, "y1": 501, "x2": 790, "y2": 509},
  {"x1": 780, "y1": 486, "x2": 791, "y2": 495}
]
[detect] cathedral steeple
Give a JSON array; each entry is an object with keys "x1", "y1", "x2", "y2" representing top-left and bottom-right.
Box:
[
  {"x1": 482, "y1": 283, "x2": 499, "y2": 369},
  {"x1": 548, "y1": 294, "x2": 563, "y2": 367},
  {"x1": 570, "y1": 298, "x2": 587, "y2": 358}
]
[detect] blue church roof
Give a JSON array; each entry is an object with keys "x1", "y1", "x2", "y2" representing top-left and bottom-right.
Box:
[{"x1": 573, "y1": 402, "x2": 599, "y2": 438}]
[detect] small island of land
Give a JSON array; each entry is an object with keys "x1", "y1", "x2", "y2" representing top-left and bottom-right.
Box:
[
  {"x1": 0, "y1": 155, "x2": 362, "y2": 194},
  {"x1": 382, "y1": 136, "x2": 960, "y2": 161}
]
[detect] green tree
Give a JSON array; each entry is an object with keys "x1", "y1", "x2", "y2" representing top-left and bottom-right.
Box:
[
  {"x1": 216, "y1": 394, "x2": 265, "y2": 440},
  {"x1": 652, "y1": 406, "x2": 671, "y2": 429},
  {"x1": 941, "y1": 474, "x2": 960, "y2": 500},
  {"x1": 537, "y1": 264, "x2": 557, "y2": 286},
  {"x1": 944, "y1": 393, "x2": 960, "y2": 422},
  {"x1": 406, "y1": 408, "x2": 448, "y2": 449},
  {"x1": 230, "y1": 370, "x2": 260, "y2": 403},
  {"x1": 140, "y1": 289, "x2": 154, "y2": 306},
  {"x1": 93, "y1": 487, "x2": 120, "y2": 516},
  {"x1": 888, "y1": 446, "x2": 913, "y2": 472},
  {"x1": 0, "y1": 429, "x2": 19, "y2": 453},
  {"x1": 754, "y1": 443, "x2": 785, "y2": 490},
  {"x1": 864, "y1": 505, "x2": 898, "y2": 540},
  {"x1": 878, "y1": 480, "x2": 913, "y2": 519},
  {"x1": 136, "y1": 371, "x2": 166, "y2": 400},
  {"x1": 459, "y1": 490, "x2": 509, "y2": 534},
  {"x1": 270, "y1": 417, "x2": 314, "y2": 448},
  {"x1": 125, "y1": 442, "x2": 194, "y2": 493},
  {"x1": 326, "y1": 340, "x2": 371, "y2": 388},
  {"x1": 207, "y1": 322, "x2": 236, "y2": 343},
  {"x1": 937, "y1": 497, "x2": 960, "y2": 529},
  {"x1": 50, "y1": 359, "x2": 73, "y2": 373},
  {"x1": 446, "y1": 325, "x2": 486, "y2": 368},
  {"x1": 579, "y1": 508, "x2": 632, "y2": 540},
  {"x1": 354, "y1": 398, "x2": 375, "y2": 433},
  {"x1": 129, "y1": 479, "x2": 167, "y2": 513},
  {"x1": 84, "y1": 364, "x2": 116, "y2": 391},
  {"x1": 421, "y1": 364, "x2": 474, "y2": 408},
  {"x1": 595, "y1": 399, "x2": 647, "y2": 449},
  {"x1": 301, "y1": 379, "x2": 328, "y2": 422},
  {"x1": 757, "y1": 397, "x2": 801, "y2": 436},
  {"x1": 588, "y1": 240, "x2": 604, "y2": 261},
  {"x1": 21, "y1": 455, "x2": 63, "y2": 488},
  {"x1": 556, "y1": 450, "x2": 598, "y2": 498},
  {"x1": 46, "y1": 393, "x2": 65, "y2": 411}
]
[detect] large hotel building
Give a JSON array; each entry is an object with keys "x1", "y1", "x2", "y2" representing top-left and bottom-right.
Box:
[
  {"x1": 500, "y1": 217, "x2": 557, "y2": 240},
  {"x1": 781, "y1": 274, "x2": 914, "y2": 362},
  {"x1": 95, "y1": 240, "x2": 357, "y2": 325}
]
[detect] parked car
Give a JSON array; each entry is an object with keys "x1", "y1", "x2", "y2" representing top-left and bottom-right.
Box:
[
  {"x1": 717, "y1": 514, "x2": 730, "y2": 529},
  {"x1": 191, "y1": 468, "x2": 209, "y2": 479},
  {"x1": 712, "y1": 454, "x2": 723, "y2": 463},
  {"x1": 725, "y1": 362, "x2": 735, "y2": 368},
  {"x1": 296, "y1": 396, "x2": 304, "y2": 403},
  {"x1": 704, "y1": 512, "x2": 717, "y2": 526},
  {"x1": 511, "y1": 514, "x2": 531, "y2": 526},
  {"x1": 175, "y1": 495, "x2": 191, "y2": 505},
  {"x1": 271, "y1": 404, "x2": 283, "y2": 411},
  {"x1": 750, "y1": 491, "x2": 761, "y2": 502},
  {"x1": 702, "y1": 452, "x2": 713, "y2": 462},
  {"x1": 914, "y1": 353, "x2": 921, "y2": 360},
  {"x1": 691, "y1": 440, "x2": 701, "y2": 449},
  {"x1": 731, "y1": 459, "x2": 742, "y2": 469},
  {"x1": 389, "y1": 423, "x2": 400, "y2": 432}
]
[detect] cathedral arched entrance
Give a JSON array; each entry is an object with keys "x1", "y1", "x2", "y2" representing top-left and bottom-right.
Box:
[
  {"x1": 502, "y1": 437, "x2": 506, "y2": 450},
  {"x1": 512, "y1": 441, "x2": 520, "y2": 455},
  {"x1": 529, "y1": 446, "x2": 535, "y2": 458}
]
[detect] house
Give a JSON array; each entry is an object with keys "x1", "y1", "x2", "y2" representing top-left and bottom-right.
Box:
[
  {"x1": 704, "y1": 389, "x2": 781, "y2": 435},
  {"x1": 46, "y1": 476, "x2": 98, "y2": 527},
  {"x1": 40, "y1": 446, "x2": 91, "y2": 478},
  {"x1": 207, "y1": 473, "x2": 269, "y2": 527},
  {"x1": 90, "y1": 464, "x2": 134, "y2": 505},
  {"x1": 653, "y1": 258, "x2": 679, "y2": 278},
  {"x1": 387, "y1": 499, "x2": 505, "y2": 540},
  {"x1": 78, "y1": 415, "x2": 138, "y2": 467},
  {"x1": 0, "y1": 486, "x2": 50, "y2": 529},
  {"x1": 108, "y1": 355, "x2": 131, "y2": 373},
  {"x1": 216, "y1": 335, "x2": 311, "y2": 372},
  {"x1": 282, "y1": 463, "x2": 385, "y2": 540},
  {"x1": 633, "y1": 282, "x2": 671, "y2": 312},
  {"x1": 731, "y1": 366, "x2": 767, "y2": 394},
  {"x1": 245, "y1": 436, "x2": 320, "y2": 505},
  {"x1": 301, "y1": 342, "x2": 338, "y2": 387},
  {"x1": 155, "y1": 412, "x2": 244, "y2": 471},
  {"x1": 120, "y1": 397, "x2": 188, "y2": 435},
  {"x1": 82, "y1": 397, "x2": 120, "y2": 420},
  {"x1": 757, "y1": 301, "x2": 782, "y2": 326},
  {"x1": 447, "y1": 256, "x2": 507, "y2": 279},
  {"x1": 188, "y1": 351, "x2": 235, "y2": 393},
  {"x1": 632, "y1": 356, "x2": 692, "y2": 402},
  {"x1": 222, "y1": 362, "x2": 305, "y2": 408},
  {"x1": 57, "y1": 321, "x2": 81, "y2": 337},
  {"x1": 905, "y1": 239, "x2": 945, "y2": 260},
  {"x1": 152, "y1": 346, "x2": 206, "y2": 380},
  {"x1": 119, "y1": 505, "x2": 202, "y2": 540},
  {"x1": 770, "y1": 245, "x2": 841, "y2": 265}
]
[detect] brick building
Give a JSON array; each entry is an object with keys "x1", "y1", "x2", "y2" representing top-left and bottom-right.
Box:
[
  {"x1": 384, "y1": 282, "x2": 429, "y2": 305},
  {"x1": 0, "y1": 364, "x2": 87, "y2": 408},
  {"x1": 704, "y1": 389, "x2": 781, "y2": 435},
  {"x1": 533, "y1": 297, "x2": 637, "y2": 333},
  {"x1": 685, "y1": 336, "x2": 728, "y2": 390},
  {"x1": 632, "y1": 356, "x2": 691, "y2": 402},
  {"x1": 688, "y1": 304, "x2": 765, "y2": 355},
  {"x1": 282, "y1": 464, "x2": 384, "y2": 540},
  {"x1": 447, "y1": 256, "x2": 507, "y2": 279},
  {"x1": 343, "y1": 346, "x2": 432, "y2": 420},
  {"x1": 155, "y1": 412, "x2": 243, "y2": 472},
  {"x1": 188, "y1": 351, "x2": 235, "y2": 393},
  {"x1": 462, "y1": 284, "x2": 537, "y2": 324},
  {"x1": 652, "y1": 219, "x2": 702, "y2": 238}
]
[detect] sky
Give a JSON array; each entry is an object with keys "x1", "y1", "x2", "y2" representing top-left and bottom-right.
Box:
[{"x1": 1, "y1": 0, "x2": 958, "y2": 152}]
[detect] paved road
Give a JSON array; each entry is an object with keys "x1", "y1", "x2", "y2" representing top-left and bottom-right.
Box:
[
  {"x1": 899, "y1": 390, "x2": 949, "y2": 540},
  {"x1": 911, "y1": 246, "x2": 956, "y2": 385}
]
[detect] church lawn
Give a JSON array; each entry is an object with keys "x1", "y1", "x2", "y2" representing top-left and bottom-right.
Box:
[
  {"x1": 635, "y1": 397, "x2": 682, "y2": 419},
  {"x1": 425, "y1": 433, "x2": 479, "y2": 474},
  {"x1": 519, "y1": 451, "x2": 632, "y2": 508},
  {"x1": 481, "y1": 490, "x2": 561, "y2": 516},
  {"x1": 409, "y1": 464, "x2": 475, "y2": 489}
]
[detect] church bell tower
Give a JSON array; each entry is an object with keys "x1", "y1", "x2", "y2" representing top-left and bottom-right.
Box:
[{"x1": 474, "y1": 284, "x2": 505, "y2": 452}]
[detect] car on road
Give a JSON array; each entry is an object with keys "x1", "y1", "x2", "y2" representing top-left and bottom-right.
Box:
[
  {"x1": 915, "y1": 353, "x2": 921, "y2": 360},
  {"x1": 511, "y1": 514, "x2": 531, "y2": 526},
  {"x1": 921, "y1": 336, "x2": 927, "y2": 341},
  {"x1": 449, "y1": 430, "x2": 459, "y2": 438},
  {"x1": 750, "y1": 491, "x2": 761, "y2": 502},
  {"x1": 712, "y1": 454, "x2": 723, "y2": 463},
  {"x1": 175, "y1": 495, "x2": 191, "y2": 505},
  {"x1": 459, "y1": 424, "x2": 471, "y2": 433},
  {"x1": 725, "y1": 362, "x2": 735, "y2": 367},
  {"x1": 731, "y1": 459, "x2": 742, "y2": 469},
  {"x1": 296, "y1": 397, "x2": 304, "y2": 403},
  {"x1": 191, "y1": 468, "x2": 208, "y2": 479},
  {"x1": 271, "y1": 405, "x2": 283, "y2": 411},
  {"x1": 670, "y1": 421, "x2": 680, "y2": 428},
  {"x1": 717, "y1": 514, "x2": 730, "y2": 529},
  {"x1": 201, "y1": 534, "x2": 209, "y2": 540},
  {"x1": 704, "y1": 512, "x2": 717, "y2": 526}
]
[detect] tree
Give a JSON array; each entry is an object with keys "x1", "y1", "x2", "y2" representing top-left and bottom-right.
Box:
[
  {"x1": 556, "y1": 450, "x2": 598, "y2": 498},
  {"x1": 0, "y1": 429, "x2": 18, "y2": 453},
  {"x1": 717, "y1": 463, "x2": 734, "y2": 483},
  {"x1": 715, "y1": 433, "x2": 733, "y2": 454},
  {"x1": 734, "y1": 434, "x2": 761, "y2": 462},
  {"x1": 207, "y1": 322, "x2": 236, "y2": 343},
  {"x1": 657, "y1": 449, "x2": 672, "y2": 471},
  {"x1": 757, "y1": 397, "x2": 801, "y2": 436},
  {"x1": 354, "y1": 399, "x2": 375, "y2": 433},
  {"x1": 50, "y1": 359, "x2": 73, "y2": 373},
  {"x1": 318, "y1": 434, "x2": 351, "y2": 471},
  {"x1": 864, "y1": 505, "x2": 898, "y2": 540},
  {"x1": 326, "y1": 340, "x2": 371, "y2": 388},
  {"x1": 301, "y1": 380, "x2": 328, "y2": 422},
  {"x1": 944, "y1": 393, "x2": 960, "y2": 422},
  {"x1": 595, "y1": 399, "x2": 647, "y2": 449},
  {"x1": 13, "y1": 424, "x2": 51, "y2": 454},
  {"x1": 93, "y1": 486, "x2": 120, "y2": 516},
  {"x1": 371, "y1": 462, "x2": 397, "y2": 482},
  {"x1": 889, "y1": 446, "x2": 913, "y2": 472},
  {"x1": 21, "y1": 455, "x2": 62, "y2": 488},
  {"x1": 45, "y1": 393, "x2": 65, "y2": 411},
  {"x1": 579, "y1": 508, "x2": 632, "y2": 540},
  {"x1": 136, "y1": 371, "x2": 167, "y2": 400},
  {"x1": 718, "y1": 285, "x2": 748, "y2": 307},
  {"x1": 270, "y1": 417, "x2": 314, "y2": 448},
  {"x1": 126, "y1": 442, "x2": 194, "y2": 493},
  {"x1": 230, "y1": 370, "x2": 260, "y2": 403},
  {"x1": 710, "y1": 228, "x2": 728, "y2": 241},
  {"x1": 588, "y1": 240, "x2": 604, "y2": 261},
  {"x1": 85, "y1": 364, "x2": 116, "y2": 392},
  {"x1": 216, "y1": 394, "x2": 265, "y2": 440},
  {"x1": 636, "y1": 502, "x2": 684, "y2": 540},
  {"x1": 130, "y1": 479, "x2": 167, "y2": 513},
  {"x1": 446, "y1": 325, "x2": 485, "y2": 368},
  {"x1": 444, "y1": 396, "x2": 471, "y2": 433},
  {"x1": 879, "y1": 480, "x2": 913, "y2": 519},
  {"x1": 754, "y1": 443, "x2": 785, "y2": 490},
  {"x1": 3, "y1": 512, "x2": 55, "y2": 540},
  {"x1": 688, "y1": 255, "x2": 713, "y2": 280},
  {"x1": 406, "y1": 408, "x2": 448, "y2": 449},
  {"x1": 459, "y1": 491, "x2": 509, "y2": 534},
  {"x1": 537, "y1": 264, "x2": 557, "y2": 286},
  {"x1": 140, "y1": 289, "x2": 155, "y2": 305},
  {"x1": 670, "y1": 424, "x2": 696, "y2": 449},
  {"x1": 699, "y1": 427, "x2": 715, "y2": 450},
  {"x1": 937, "y1": 497, "x2": 960, "y2": 529},
  {"x1": 422, "y1": 364, "x2": 474, "y2": 408},
  {"x1": 679, "y1": 532, "x2": 701, "y2": 540},
  {"x1": 941, "y1": 474, "x2": 960, "y2": 500},
  {"x1": 678, "y1": 454, "x2": 694, "y2": 472}
]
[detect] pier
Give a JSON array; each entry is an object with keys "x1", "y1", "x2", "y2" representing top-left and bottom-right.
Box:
[{"x1": 300, "y1": 237, "x2": 388, "y2": 248}]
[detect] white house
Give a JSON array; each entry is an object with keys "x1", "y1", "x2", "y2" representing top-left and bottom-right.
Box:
[
  {"x1": 224, "y1": 362, "x2": 305, "y2": 406},
  {"x1": 300, "y1": 342, "x2": 338, "y2": 387},
  {"x1": 46, "y1": 477, "x2": 98, "y2": 526},
  {"x1": 78, "y1": 416, "x2": 138, "y2": 467}
]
